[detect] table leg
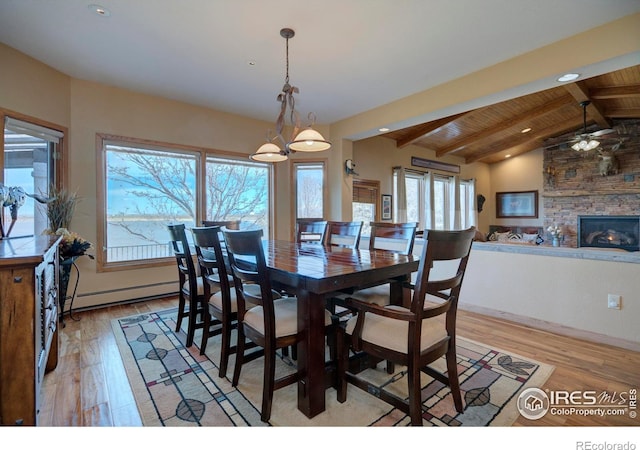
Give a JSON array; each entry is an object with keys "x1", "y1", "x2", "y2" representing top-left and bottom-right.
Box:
[
  {"x1": 389, "y1": 275, "x2": 412, "y2": 307},
  {"x1": 295, "y1": 289, "x2": 326, "y2": 418}
]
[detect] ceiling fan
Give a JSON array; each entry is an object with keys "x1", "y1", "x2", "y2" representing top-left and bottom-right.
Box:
[{"x1": 545, "y1": 100, "x2": 617, "y2": 151}]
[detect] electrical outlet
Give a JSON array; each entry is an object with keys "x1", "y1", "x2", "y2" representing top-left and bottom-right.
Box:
[{"x1": 607, "y1": 294, "x2": 621, "y2": 310}]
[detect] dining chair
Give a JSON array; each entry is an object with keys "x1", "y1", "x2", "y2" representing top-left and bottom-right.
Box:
[
  {"x1": 324, "y1": 221, "x2": 363, "y2": 249},
  {"x1": 336, "y1": 227, "x2": 476, "y2": 426},
  {"x1": 167, "y1": 223, "x2": 205, "y2": 347},
  {"x1": 324, "y1": 221, "x2": 364, "y2": 318},
  {"x1": 223, "y1": 228, "x2": 334, "y2": 422},
  {"x1": 295, "y1": 218, "x2": 328, "y2": 245},
  {"x1": 191, "y1": 226, "x2": 240, "y2": 377},
  {"x1": 349, "y1": 221, "x2": 419, "y2": 305},
  {"x1": 202, "y1": 219, "x2": 241, "y2": 230}
]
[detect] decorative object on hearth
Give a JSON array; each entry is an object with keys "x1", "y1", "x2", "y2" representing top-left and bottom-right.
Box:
[
  {"x1": 250, "y1": 28, "x2": 331, "y2": 163},
  {"x1": 547, "y1": 225, "x2": 563, "y2": 247}
]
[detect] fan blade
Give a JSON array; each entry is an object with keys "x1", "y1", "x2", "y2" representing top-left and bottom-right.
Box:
[{"x1": 590, "y1": 128, "x2": 615, "y2": 137}]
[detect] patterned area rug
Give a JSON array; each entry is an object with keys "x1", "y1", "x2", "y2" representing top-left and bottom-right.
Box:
[{"x1": 111, "y1": 307, "x2": 554, "y2": 426}]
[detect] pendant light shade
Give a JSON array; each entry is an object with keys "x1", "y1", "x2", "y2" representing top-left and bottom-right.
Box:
[
  {"x1": 250, "y1": 28, "x2": 331, "y2": 162},
  {"x1": 288, "y1": 127, "x2": 331, "y2": 152},
  {"x1": 250, "y1": 142, "x2": 288, "y2": 162}
]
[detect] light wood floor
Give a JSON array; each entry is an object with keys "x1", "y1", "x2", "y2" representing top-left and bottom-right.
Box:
[{"x1": 39, "y1": 297, "x2": 640, "y2": 427}]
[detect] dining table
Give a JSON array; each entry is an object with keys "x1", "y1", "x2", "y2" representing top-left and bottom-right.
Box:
[{"x1": 260, "y1": 239, "x2": 419, "y2": 419}]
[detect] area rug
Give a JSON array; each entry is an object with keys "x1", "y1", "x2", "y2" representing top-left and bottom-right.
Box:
[{"x1": 111, "y1": 307, "x2": 554, "y2": 426}]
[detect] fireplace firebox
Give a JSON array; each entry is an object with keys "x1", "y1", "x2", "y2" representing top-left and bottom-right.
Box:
[{"x1": 578, "y1": 215, "x2": 640, "y2": 252}]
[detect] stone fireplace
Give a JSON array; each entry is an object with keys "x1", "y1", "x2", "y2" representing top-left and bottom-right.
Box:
[
  {"x1": 543, "y1": 119, "x2": 640, "y2": 249},
  {"x1": 578, "y1": 215, "x2": 640, "y2": 252}
]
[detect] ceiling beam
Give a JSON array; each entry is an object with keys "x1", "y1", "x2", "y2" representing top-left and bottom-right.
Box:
[
  {"x1": 563, "y1": 82, "x2": 611, "y2": 129},
  {"x1": 590, "y1": 84, "x2": 640, "y2": 99},
  {"x1": 435, "y1": 95, "x2": 574, "y2": 157},
  {"x1": 395, "y1": 112, "x2": 466, "y2": 148},
  {"x1": 605, "y1": 108, "x2": 640, "y2": 118},
  {"x1": 464, "y1": 116, "x2": 584, "y2": 163}
]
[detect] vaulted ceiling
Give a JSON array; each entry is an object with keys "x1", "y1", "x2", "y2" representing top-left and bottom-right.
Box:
[{"x1": 382, "y1": 64, "x2": 640, "y2": 164}]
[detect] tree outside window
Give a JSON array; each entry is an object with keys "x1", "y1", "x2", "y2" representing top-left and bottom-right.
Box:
[{"x1": 101, "y1": 138, "x2": 271, "y2": 267}]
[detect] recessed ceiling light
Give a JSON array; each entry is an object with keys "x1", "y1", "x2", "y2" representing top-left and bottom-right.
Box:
[
  {"x1": 557, "y1": 73, "x2": 580, "y2": 82},
  {"x1": 505, "y1": 154, "x2": 511, "y2": 158},
  {"x1": 88, "y1": 4, "x2": 111, "y2": 17},
  {"x1": 521, "y1": 127, "x2": 532, "y2": 133},
  {"x1": 378, "y1": 127, "x2": 390, "y2": 132}
]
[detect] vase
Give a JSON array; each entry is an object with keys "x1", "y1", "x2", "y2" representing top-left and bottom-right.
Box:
[{"x1": 552, "y1": 237, "x2": 560, "y2": 247}]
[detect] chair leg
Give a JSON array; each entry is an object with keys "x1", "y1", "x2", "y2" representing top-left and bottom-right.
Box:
[
  {"x1": 446, "y1": 345, "x2": 464, "y2": 413},
  {"x1": 218, "y1": 318, "x2": 231, "y2": 378},
  {"x1": 232, "y1": 326, "x2": 246, "y2": 387},
  {"x1": 261, "y1": 343, "x2": 276, "y2": 422},
  {"x1": 175, "y1": 292, "x2": 186, "y2": 332},
  {"x1": 186, "y1": 298, "x2": 197, "y2": 347},
  {"x1": 199, "y1": 310, "x2": 211, "y2": 355},
  {"x1": 407, "y1": 363, "x2": 423, "y2": 426},
  {"x1": 336, "y1": 327, "x2": 347, "y2": 403}
]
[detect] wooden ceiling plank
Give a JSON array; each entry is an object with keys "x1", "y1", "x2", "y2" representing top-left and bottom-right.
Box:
[
  {"x1": 396, "y1": 113, "x2": 466, "y2": 148},
  {"x1": 590, "y1": 84, "x2": 640, "y2": 99},
  {"x1": 563, "y1": 82, "x2": 612, "y2": 129},
  {"x1": 435, "y1": 95, "x2": 574, "y2": 157},
  {"x1": 464, "y1": 117, "x2": 584, "y2": 163},
  {"x1": 605, "y1": 108, "x2": 640, "y2": 118}
]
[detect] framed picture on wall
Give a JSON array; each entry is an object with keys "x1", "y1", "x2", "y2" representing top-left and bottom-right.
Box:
[
  {"x1": 496, "y1": 190, "x2": 538, "y2": 218},
  {"x1": 381, "y1": 194, "x2": 392, "y2": 220}
]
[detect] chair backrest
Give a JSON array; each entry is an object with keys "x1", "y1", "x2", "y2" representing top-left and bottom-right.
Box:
[
  {"x1": 295, "y1": 219, "x2": 328, "y2": 245},
  {"x1": 191, "y1": 226, "x2": 231, "y2": 296},
  {"x1": 223, "y1": 229, "x2": 276, "y2": 321},
  {"x1": 368, "y1": 222, "x2": 418, "y2": 255},
  {"x1": 325, "y1": 221, "x2": 363, "y2": 249},
  {"x1": 167, "y1": 223, "x2": 198, "y2": 293},
  {"x1": 202, "y1": 220, "x2": 241, "y2": 230},
  {"x1": 412, "y1": 227, "x2": 475, "y2": 322}
]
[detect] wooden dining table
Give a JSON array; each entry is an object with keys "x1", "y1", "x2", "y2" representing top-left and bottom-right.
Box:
[{"x1": 261, "y1": 240, "x2": 419, "y2": 419}]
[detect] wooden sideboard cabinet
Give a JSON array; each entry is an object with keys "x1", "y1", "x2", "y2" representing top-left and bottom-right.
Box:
[{"x1": 0, "y1": 235, "x2": 61, "y2": 425}]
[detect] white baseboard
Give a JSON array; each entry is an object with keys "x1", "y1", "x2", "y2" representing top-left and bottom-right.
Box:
[{"x1": 459, "y1": 302, "x2": 640, "y2": 353}]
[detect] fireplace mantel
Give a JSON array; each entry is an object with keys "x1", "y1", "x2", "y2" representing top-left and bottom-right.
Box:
[
  {"x1": 543, "y1": 189, "x2": 640, "y2": 197},
  {"x1": 471, "y1": 241, "x2": 640, "y2": 264}
]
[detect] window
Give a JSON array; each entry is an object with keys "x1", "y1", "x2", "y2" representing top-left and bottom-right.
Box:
[
  {"x1": 3, "y1": 116, "x2": 62, "y2": 238},
  {"x1": 393, "y1": 168, "x2": 476, "y2": 231},
  {"x1": 205, "y1": 156, "x2": 270, "y2": 231},
  {"x1": 352, "y1": 179, "x2": 380, "y2": 236},
  {"x1": 294, "y1": 161, "x2": 325, "y2": 219},
  {"x1": 100, "y1": 136, "x2": 272, "y2": 268}
]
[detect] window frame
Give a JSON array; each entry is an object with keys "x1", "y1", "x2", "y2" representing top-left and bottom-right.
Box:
[
  {"x1": 292, "y1": 159, "x2": 327, "y2": 229},
  {"x1": 97, "y1": 133, "x2": 274, "y2": 272}
]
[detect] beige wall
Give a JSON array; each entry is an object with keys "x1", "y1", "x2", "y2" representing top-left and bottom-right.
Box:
[
  {"x1": 0, "y1": 44, "x2": 70, "y2": 127},
  {"x1": 489, "y1": 149, "x2": 545, "y2": 229},
  {"x1": 353, "y1": 136, "x2": 492, "y2": 232}
]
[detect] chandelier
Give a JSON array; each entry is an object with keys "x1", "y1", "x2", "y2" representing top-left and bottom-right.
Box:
[{"x1": 250, "y1": 28, "x2": 331, "y2": 163}]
